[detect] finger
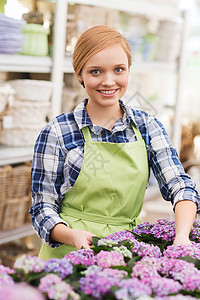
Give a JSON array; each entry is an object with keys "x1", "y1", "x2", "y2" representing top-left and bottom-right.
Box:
[{"x1": 82, "y1": 243, "x2": 91, "y2": 250}]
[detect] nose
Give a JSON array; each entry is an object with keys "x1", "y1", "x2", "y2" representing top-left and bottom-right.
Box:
[{"x1": 101, "y1": 73, "x2": 115, "y2": 86}]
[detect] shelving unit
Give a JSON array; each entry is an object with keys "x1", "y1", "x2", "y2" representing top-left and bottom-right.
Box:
[
  {"x1": 50, "y1": 0, "x2": 187, "y2": 152},
  {"x1": 0, "y1": 146, "x2": 33, "y2": 166},
  {"x1": 0, "y1": 0, "x2": 187, "y2": 243},
  {"x1": 0, "y1": 53, "x2": 177, "y2": 74}
]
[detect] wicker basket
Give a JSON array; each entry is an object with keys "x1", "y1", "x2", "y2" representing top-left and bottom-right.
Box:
[
  {"x1": 7, "y1": 99, "x2": 50, "y2": 126},
  {"x1": 0, "y1": 83, "x2": 15, "y2": 113},
  {"x1": 0, "y1": 163, "x2": 31, "y2": 203},
  {"x1": 0, "y1": 163, "x2": 32, "y2": 230},
  {"x1": 7, "y1": 79, "x2": 53, "y2": 102},
  {"x1": 1, "y1": 122, "x2": 46, "y2": 146},
  {"x1": 0, "y1": 196, "x2": 31, "y2": 230},
  {"x1": 25, "y1": 196, "x2": 33, "y2": 224}
]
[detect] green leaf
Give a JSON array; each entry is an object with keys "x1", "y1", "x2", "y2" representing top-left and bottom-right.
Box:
[
  {"x1": 126, "y1": 256, "x2": 141, "y2": 269},
  {"x1": 179, "y1": 256, "x2": 200, "y2": 269},
  {"x1": 92, "y1": 236, "x2": 101, "y2": 247}
]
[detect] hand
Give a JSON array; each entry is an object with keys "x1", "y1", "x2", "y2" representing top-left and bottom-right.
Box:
[
  {"x1": 173, "y1": 234, "x2": 192, "y2": 246},
  {"x1": 71, "y1": 229, "x2": 96, "y2": 250}
]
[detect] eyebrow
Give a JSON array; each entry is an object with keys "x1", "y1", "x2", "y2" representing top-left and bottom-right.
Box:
[{"x1": 86, "y1": 64, "x2": 127, "y2": 69}]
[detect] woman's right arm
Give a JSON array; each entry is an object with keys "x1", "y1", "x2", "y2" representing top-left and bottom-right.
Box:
[
  {"x1": 31, "y1": 119, "x2": 95, "y2": 249},
  {"x1": 30, "y1": 121, "x2": 68, "y2": 247}
]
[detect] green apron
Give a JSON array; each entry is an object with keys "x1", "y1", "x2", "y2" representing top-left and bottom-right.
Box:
[{"x1": 39, "y1": 122, "x2": 149, "y2": 260}]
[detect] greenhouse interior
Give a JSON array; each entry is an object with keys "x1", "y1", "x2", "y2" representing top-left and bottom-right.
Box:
[{"x1": 0, "y1": 0, "x2": 200, "y2": 299}]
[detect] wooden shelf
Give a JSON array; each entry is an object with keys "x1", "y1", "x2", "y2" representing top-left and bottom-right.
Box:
[
  {"x1": 0, "y1": 54, "x2": 176, "y2": 74},
  {"x1": 66, "y1": 0, "x2": 181, "y2": 21},
  {"x1": 0, "y1": 224, "x2": 34, "y2": 245},
  {"x1": 0, "y1": 54, "x2": 52, "y2": 73},
  {"x1": 0, "y1": 146, "x2": 33, "y2": 166}
]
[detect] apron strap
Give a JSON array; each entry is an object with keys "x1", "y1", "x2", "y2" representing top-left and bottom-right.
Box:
[
  {"x1": 62, "y1": 207, "x2": 137, "y2": 226},
  {"x1": 82, "y1": 122, "x2": 143, "y2": 143},
  {"x1": 82, "y1": 126, "x2": 92, "y2": 143},
  {"x1": 130, "y1": 122, "x2": 143, "y2": 142}
]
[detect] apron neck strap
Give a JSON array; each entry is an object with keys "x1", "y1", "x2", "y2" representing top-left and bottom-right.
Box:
[
  {"x1": 82, "y1": 122, "x2": 142, "y2": 142},
  {"x1": 82, "y1": 126, "x2": 92, "y2": 142},
  {"x1": 130, "y1": 122, "x2": 142, "y2": 141}
]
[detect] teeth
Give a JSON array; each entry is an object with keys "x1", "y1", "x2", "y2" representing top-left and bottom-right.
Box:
[{"x1": 100, "y1": 90, "x2": 116, "y2": 95}]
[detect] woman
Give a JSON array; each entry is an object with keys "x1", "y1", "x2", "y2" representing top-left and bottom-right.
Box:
[{"x1": 30, "y1": 25, "x2": 200, "y2": 260}]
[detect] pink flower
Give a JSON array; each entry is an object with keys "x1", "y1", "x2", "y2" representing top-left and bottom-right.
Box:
[
  {"x1": 95, "y1": 250, "x2": 126, "y2": 268},
  {"x1": 0, "y1": 283, "x2": 45, "y2": 300}
]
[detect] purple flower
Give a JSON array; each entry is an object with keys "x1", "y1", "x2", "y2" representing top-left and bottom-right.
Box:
[
  {"x1": 131, "y1": 257, "x2": 161, "y2": 283},
  {"x1": 80, "y1": 267, "x2": 120, "y2": 299},
  {"x1": 190, "y1": 219, "x2": 200, "y2": 242},
  {"x1": 45, "y1": 258, "x2": 73, "y2": 279},
  {"x1": 181, "y1": 274, "x2": 200, "y2": 291},
  {"x1": 14, "y1": 255, "x2": 45, "y2": 274},
  {"x1": 132, "y1": 241, "x2": 161, "y2": 258},
  {"x1": 149, "y1": 276, "x2": 182, "y2": 296},
  {"x1": 39, "y1": 274, "x2": 79, "y2": 300},
  {"x1": 95, "y1": 250, "x2": 126, "y2": 268},
  {"x1": 132, "y1": 218, "x2": 175, "y2": 243},
  {"x1": 115, "y1": 278, "x2": 152, "y2": 299},
  {"x1": 0, "y1": 283, "x2": 45, "y2": 300},
  {"x1": 156, "y1": 295, "x2": 196, "y2": 300},
  {"x1": 0, "y1": 273, "x2": 15, "y2": 286},
  {"x1": 65, "y1": 249, "x2": 95, "y2": 267},
  {"x1": 158, "y1": 257, "x2": 198, "y2": 279},
  {"x1": 0, "y1": 265, "x2": 15, "y2": 275},
  {"x1": 97, "y1": 230, "x2": 137, "y2": 246},
  {"x1": 103, "y1": 268, "x2": 128, "y2": 279},
  {"x1": 164, "y1": 243, "x2": 200, "y2": 260}
]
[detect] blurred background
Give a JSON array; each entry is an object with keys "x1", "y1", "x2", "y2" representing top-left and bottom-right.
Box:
[{"x1": 0, "y1": 0, "x2": 200, "y2": 266}]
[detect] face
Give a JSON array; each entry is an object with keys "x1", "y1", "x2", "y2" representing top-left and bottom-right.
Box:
[{"x1": 78, "y1": 43, "x2": 130, "y2": 109}]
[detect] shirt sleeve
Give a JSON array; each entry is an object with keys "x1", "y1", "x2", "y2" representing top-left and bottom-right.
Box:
[
  {"x1": 30, "y1": 121, "x2": 69, "y2": 247},
  {"x1": 147, "y1": 115, "x2": 200, "y2": 213}
]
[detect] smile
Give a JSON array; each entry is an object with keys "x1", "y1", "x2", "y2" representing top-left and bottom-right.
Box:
[{"x1": 98, "y1": 89, "x2": 118, "y2": 95}]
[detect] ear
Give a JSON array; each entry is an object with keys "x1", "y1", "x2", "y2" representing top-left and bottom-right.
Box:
[{"x1": 77, "y1": 74, "x2": 83, "y2": 84}]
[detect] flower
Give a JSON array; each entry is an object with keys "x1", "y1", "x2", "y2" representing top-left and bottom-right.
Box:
[
  {"x1": 132, "y1": 218, "x2": 176, "y2": 243},
  {"x1": 97, "y1": 230, "x2": 137, "y2": 247},
  {"x1": 149, "y1": 276, "x2": 182, "y2": 297},
  {"x1": 164, "y1": 243, "x2": 200, "y2": 260},
  {"x1": 0, "y1": 283, "x2": 45, "y2": 300},
  {"x1": 131, "y1": 262, "x2": 160, "y2": 283},
  {"x1": 45, "y1": 258, "x2": 73, "y2": 279},
  {"x1": 39, "y1": 274, "x2": 80, "y2": 300},
  {"x1": 80, "y1": 267, "x2": 120, "y2": 299},
  {"x1": 65, "y1": 249, "x2": 95, "y2": 267},
  {"x1": 0, "y1": 273, "x2": 15, "y2": 286},
  {"x1": 115, "y1": 278, "x2": 152, "y2": 299},
  {"x1": 103, "y1": 268, "x2": 128, "y2": 279},
  {"x1": 131, "y1": 241, "x2": 161, "y2": 258},
  {"x1": 14, "y1": 255, "x2": 45, "y2": 274},
  {"x1": 95, "y1": 250, "x2": 126, "y2": 268},
  {"x1": 2, "y1": 218, "x2": 200, "y2": 299},
  {"x1": 0, "y1": 265, "x2": 15, "y2": 275},
  {"x1": 113, "y1": 245, "x2": 133, "y2": 259}
]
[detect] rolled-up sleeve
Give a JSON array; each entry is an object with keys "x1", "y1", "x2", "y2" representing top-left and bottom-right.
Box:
[
  {"x1": 147, "y1": 115, "x2": 200, "y2": 213},
  {"x1": 30, "y1": 121, "x2": 69, "y2": 247}
]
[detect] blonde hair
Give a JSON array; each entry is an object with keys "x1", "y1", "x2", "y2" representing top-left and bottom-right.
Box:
[{"x1": 72, "y1": 25, "x2": 132, "y2": 78}]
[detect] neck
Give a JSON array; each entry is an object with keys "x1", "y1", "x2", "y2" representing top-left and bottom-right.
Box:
[{"x1": 86, "y1": 100, "x2": 123, "y2": 131}]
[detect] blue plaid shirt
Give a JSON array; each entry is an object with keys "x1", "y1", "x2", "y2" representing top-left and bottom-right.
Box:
[{"x1": 30, "y1": 99, "x2": 200, "y2": 247}]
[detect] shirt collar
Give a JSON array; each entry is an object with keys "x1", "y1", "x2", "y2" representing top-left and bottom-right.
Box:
[{"x1": 73, "y1": 98, "x2": 138, "y2": 133}]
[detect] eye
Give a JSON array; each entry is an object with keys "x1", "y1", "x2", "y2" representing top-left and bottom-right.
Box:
[
  {"x1": 91, "y1": 69, "x2": 100, "y2": 75},
  {"x1": 115, "y1": 67, "x2": 123, "y2": 73}
]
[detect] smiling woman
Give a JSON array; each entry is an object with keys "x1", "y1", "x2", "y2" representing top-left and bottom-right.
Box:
[
  {"x1": 30, "y1": 25, "x2": 200, "y2": 261},
  {"x1": 78, "y1": 44, "x2": 130, "y2": 129}
]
